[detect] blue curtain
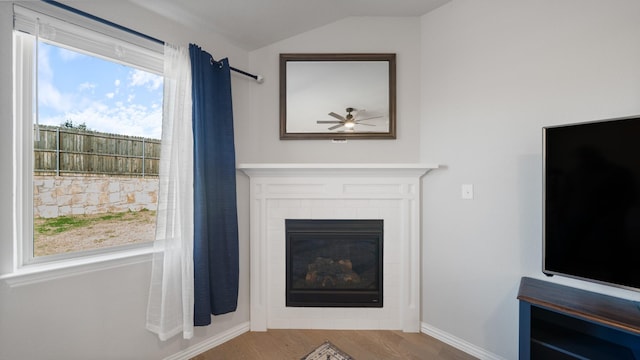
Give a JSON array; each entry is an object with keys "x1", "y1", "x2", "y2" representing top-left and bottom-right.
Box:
[{"x1": 189, "y1": 44, "x2": 239, "y2": 326}]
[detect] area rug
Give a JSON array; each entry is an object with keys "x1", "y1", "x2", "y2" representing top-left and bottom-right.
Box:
[{"x1": 301, "y1": 341, "x2": 354, "y2": 360}]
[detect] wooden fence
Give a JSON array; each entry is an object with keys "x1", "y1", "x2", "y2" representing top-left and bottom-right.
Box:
[{"x1": 34, "y1": 125, "x2": 161, "y2": 177}]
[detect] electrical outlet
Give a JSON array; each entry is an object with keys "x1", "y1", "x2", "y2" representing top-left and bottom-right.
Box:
[{"x1": 461, "y1": 184, "x2": 473, "y2": 199}]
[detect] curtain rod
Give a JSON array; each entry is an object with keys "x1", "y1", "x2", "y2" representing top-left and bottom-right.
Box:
[
  {"x1": 209, "y1": 57, "x2": 264, "y2": 83},
  {"x1": 229, "y1": 65, "x2": 264, "y2": 83},
  {"x1": 43, "y1": 0, "x2": 264, "y2": 83}
]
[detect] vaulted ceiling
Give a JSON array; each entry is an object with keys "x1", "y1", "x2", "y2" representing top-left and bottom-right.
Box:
[{"x1": 131, "y1": 0, "x2": 451, "y2": 50}]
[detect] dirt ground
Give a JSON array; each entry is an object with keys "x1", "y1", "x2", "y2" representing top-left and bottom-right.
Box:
[{"x1": 34, "y1": 210, "x2": 157, "y2": 257}]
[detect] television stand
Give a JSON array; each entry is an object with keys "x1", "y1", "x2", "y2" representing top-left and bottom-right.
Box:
[{"x1": 517, "y1": 277, "x2": 640, "y2": 359}]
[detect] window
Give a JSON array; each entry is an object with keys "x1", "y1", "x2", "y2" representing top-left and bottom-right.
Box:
[{"x1": 13, "y1": 3, "x2": 164, "y2": 266}]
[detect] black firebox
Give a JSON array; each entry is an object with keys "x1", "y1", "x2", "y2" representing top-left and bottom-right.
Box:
[{"x1": 285, "y1": 219, "x2": 383, "y2": 307}]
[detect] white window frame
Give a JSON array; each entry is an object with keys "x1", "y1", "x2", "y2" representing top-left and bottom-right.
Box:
[{"x1": 5, "y1": 3, "x2": 164, "y2": 285}]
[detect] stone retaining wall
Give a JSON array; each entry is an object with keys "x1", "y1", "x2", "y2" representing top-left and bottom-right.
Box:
[{"x1": 34, "y1": 175, "x2": 159, "y2": 218}]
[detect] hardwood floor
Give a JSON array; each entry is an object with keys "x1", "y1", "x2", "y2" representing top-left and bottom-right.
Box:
[{"x1": 191, "y1": 329, "x2": 478, "y2": 360}]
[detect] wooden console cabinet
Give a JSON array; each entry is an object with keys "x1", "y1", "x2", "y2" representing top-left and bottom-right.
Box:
[{"x1": 518, "y1": 277, "x2": 640, "y2": 359}]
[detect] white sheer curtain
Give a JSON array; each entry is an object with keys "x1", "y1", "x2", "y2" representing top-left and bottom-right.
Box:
[{"x1": 146, "y1": 44, "x2": 194, "y2": 341}]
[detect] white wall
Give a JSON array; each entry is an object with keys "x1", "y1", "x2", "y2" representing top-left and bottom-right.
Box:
[
  {"x1": 5, "y1": 1, "x2": 640, "y2": 359},
  {"x1": 0, "y1": 2, "x2": 252, "y2": 359},
  {"x1": 420, "y1": 0, "x2": 640, "y2": 358},
  {"x1": 243, "y1": 17, "x2": 422, "y2": 163}
]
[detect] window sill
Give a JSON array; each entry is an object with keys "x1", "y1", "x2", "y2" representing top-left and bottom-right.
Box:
[{"x1": 0, "y1": 246, "x2": 154, "y2": 287}]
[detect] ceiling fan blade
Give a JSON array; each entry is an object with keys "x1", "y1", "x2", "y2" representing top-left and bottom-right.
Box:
[
  {"x1": 328, "y1": 112, "x2": 346, "y2": 121},
  {"x1": 355, "y1": 122, "x2": 376, "y2": 126},
  {"x1": 328, "y1": 124, "x2": 344, "y2": 130},
  {"x1": 317, "y1": 120, "x2": 342, "y2": 124},
  {"x1": 355, "y1": 115, "x2": 383, "y2": 121}
]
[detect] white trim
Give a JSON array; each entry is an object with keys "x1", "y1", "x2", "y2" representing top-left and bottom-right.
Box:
[
  {"x1": 420, "y1": 322, "x2": 506, "y2": 360},
  {"x1": 13, "y1": 3, "x2": 163, "y2": 74},
  {"x1": 163, "y1": 322, "x2": 251, "y2": 360},
  {"x1": 12, "y1": 32, "x2": 34, "y2": 272},
  {"x1": 238, "y1": 163, "x2": 439, "y2": 178},
  {"x1": 10, "y1": 5, "x2": 163, "y2": 277},
  {"x1": 163, "y1": 322, "x2": 495, "y2": 360},
  {"x1": 238, "y1": 163, "x2": 439, "y2": 169},
  {"x1": 0, "y1": 247, "x2": 154, "y2": 287}
]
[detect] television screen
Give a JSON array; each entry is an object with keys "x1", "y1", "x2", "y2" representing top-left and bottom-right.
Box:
[{"x1": 543, "y1": 116, "x2": 640, "y2": 291}]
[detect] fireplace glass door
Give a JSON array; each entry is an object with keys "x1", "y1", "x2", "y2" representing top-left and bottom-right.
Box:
[{"x1": 286, "y1": 219, "x2": 383, "y2": 307}]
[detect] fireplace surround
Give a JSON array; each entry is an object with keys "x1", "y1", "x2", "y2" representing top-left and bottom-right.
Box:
[{"x1": 239, "y1": 163, "x2": 437, "y2": 332}]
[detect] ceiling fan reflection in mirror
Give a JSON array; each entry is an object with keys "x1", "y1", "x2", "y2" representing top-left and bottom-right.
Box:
[{"x1": 317, "y1": 107, "x2": 382, "y2": 131}]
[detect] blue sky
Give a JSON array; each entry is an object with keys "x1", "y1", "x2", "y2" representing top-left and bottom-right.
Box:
[{"x1": 37, "y1": 41, "x2": 163, "y2": 139}]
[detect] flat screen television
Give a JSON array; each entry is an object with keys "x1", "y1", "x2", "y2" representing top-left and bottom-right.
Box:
[{"x1": 543, "y1": 116, "x2": 640, "y2": 291}]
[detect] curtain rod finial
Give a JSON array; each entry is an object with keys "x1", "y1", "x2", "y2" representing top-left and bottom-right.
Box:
[{"x1": 256, "y1": 75, "x2": 264, "y2": 84}]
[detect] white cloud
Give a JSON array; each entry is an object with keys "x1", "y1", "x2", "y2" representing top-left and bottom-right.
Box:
[
  {"x1": 37, "y1": 45, "x2": 53, "y2": 81},
  {"x1": 39, "y1": 82, "x2": 69, "y2": 112},
  {"x1": 37, "y1": 44, "x2": 76, "y2": 113},
  {"x1": 78, "y1": 82, "x2": 96, "y2": 92},
  {"x1": 40, "y1": 100, "x2": 163, "y2": 139},
  {"x1": 58, "y1": 47, "x2": 83, "y2": 62},
  {"x1": 36, "y1": 43, "x2": 163, "y2": 140},
  {"x1": 129, "y1": 69, "x2": 162, "y2": 91}
]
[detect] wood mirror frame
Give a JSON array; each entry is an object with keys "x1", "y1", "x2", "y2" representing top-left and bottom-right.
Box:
[{"x1": 279, "y1": 53, "x2": 396, "y2": 140}]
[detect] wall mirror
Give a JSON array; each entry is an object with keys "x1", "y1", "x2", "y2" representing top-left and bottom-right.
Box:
[{"x1": 280, "y1": 53, "x2": 396, "y2": 140}]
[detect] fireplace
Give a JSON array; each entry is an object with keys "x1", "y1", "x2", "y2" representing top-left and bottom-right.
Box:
[
  {"x1": 285, "y1": 219, "x2": 383, "y2": 307},
  {"x1": 239, "y1": 163, "x2": 436, "y2": 331}
]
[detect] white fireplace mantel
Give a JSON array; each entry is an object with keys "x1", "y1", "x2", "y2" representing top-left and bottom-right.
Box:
[
  {"x1": 239, "y1": 163, "x2": 437, "y2": 176},
  {"x1": 238, "y1": 163, "x2": 438, "y2": 332}
]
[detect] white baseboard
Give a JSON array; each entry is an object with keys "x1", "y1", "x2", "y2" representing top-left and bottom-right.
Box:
[
  {"x1": 420, "y1": 322, "x2": 506, "y2": 360},
  {"x1": 165, "y1": 321, "x2": 503, "y2": 360},
  {"x1": 164, "y1": 321, "x2": 251, "y2": 360}
]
